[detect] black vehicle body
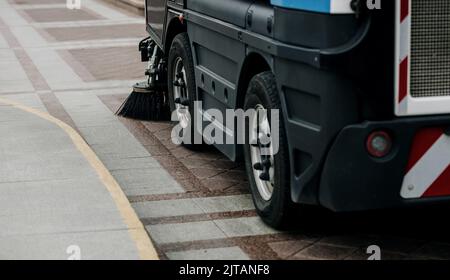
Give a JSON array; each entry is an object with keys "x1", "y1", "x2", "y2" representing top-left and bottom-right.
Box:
[{"x1": 143, "y1": 0, "x2": 450, "y2": 213}]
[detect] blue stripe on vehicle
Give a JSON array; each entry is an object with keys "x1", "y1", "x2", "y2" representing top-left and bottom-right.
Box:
[{"x1": 270, "y1": 0, "x2": 331, "y2": 13}]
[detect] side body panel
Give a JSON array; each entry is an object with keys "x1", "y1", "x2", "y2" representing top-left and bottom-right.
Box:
[
  {"x1": 159, "y1": 0, "x2": 395, "y2": 206},
  {"x1": 145, "y1": 0, "x2": 167, "y2": 47},
  {"x1": 186, "y1": 0, "x2": 252, "y2": 160},
  {"x1": 181, "y1": 0, "x2": 374, "y2": 205}
]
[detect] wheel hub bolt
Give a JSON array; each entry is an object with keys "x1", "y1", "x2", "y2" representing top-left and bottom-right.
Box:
[
  {"x1": 253, "y1": 162, "x2": 263, "y2": 170},
  {"x1": 259, "y1": 172, "x2": 270, "y2": 181}
]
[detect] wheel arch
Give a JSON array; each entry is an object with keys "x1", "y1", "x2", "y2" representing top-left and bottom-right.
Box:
[
  {"x1": 235, "y1": 51, "x2": 273, "y2": 109},
  {"x1": 163, "y1": 17, "x2": 187, "y2": 55},
  {"x1": 234, "y1": 51, "x2": 273, "y2": 160}
]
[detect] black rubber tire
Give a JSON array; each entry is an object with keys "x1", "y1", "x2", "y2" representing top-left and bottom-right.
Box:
[
  {"x1": 168, "y1": 33, "x2": 203, "y2": 149},
  {"x1": 243, "y1": 71, "x2": 297, "y2": 229}
]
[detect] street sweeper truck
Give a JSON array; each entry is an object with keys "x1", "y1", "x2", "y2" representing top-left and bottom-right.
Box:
[{"x1": 117, "y1": 0, "x2": 450, "y2": 228}]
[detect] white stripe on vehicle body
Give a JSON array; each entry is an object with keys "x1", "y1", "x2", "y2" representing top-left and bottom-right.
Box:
[{"x1": 401, "y1": 134, "x2": 450, "y2": 198}]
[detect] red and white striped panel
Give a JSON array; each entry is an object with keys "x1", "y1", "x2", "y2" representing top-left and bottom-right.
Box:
[
  {"x1": 395, "y1": 0, "x2": 450, "y2": 116},
  {"x1": 395, "y1": 0, "x2": 410, "y2": 115},
  {"x1": 401, "y1": 128, "x2": 450, "y2": 199}
]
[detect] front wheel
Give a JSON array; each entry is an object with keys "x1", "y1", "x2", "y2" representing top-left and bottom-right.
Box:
[
  {"x1": 243, "y1": 71, "x2": 297, "y2": 229},
  {"x1": 168, "y1": 33, "x2": 203, "y2": 149}
]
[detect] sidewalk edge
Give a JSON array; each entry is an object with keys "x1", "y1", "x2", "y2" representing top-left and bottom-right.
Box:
[{"x1": 0, "y1": 97, "x2": 159, "y2": 260}]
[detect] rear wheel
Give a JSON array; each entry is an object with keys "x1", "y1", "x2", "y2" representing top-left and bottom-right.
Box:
[
  {"x1": 168, "y1": 33, "x2": 202, "y2": 149},
  {"x1": 243, "y1": 71, "x2": 297, "y2": 229}
]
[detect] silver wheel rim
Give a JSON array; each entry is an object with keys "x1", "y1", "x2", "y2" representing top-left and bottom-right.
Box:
[
  {"x1": 249, "y1": 104, "x2": 275, "y2": 201},
  {"x1": 173, "y1": 57, "x2": 190, "y2": 129}
]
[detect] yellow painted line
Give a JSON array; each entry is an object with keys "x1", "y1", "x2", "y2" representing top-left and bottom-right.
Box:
[{"x1": 0, "y1": 97, "x2": 158, "y2": 260}]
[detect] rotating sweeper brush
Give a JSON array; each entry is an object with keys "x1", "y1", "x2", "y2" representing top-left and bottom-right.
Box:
[{"x1": 116, "y1": 37, "x2": 170, "y2": 121}]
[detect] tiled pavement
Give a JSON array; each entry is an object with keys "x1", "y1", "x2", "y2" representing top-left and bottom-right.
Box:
[
  {"x1": 1, "y1": 0, "x2": 450, "y2": 260},
  {"x1": 0, "y1": 94, "x2": 155, "y2": 259}
]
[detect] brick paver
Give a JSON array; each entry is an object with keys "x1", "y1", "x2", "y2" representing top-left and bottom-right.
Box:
[
  {"x1": 13, "y1": 0, "x2": 61, "y2": 4},
  {"x1": 1, "y1": 0, "x2": 450, "y2": 260},
  {"x1": 23, "y1": 8, "x2": 101, "y2": 23},
  {"x1": 69, "y1": 47, "x2": 145, "y2": 80},
  {"x1": 44, "y1": 24, "x2": 146, "y2": 41}
]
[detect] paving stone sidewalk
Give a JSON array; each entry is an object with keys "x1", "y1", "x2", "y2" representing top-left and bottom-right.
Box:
[
  {"x1": 1, "y1": 0, "x2": 450, "y2": 260},
  {"x1": 0, "y1": 99, "x2": 154, "y2": 260}
]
